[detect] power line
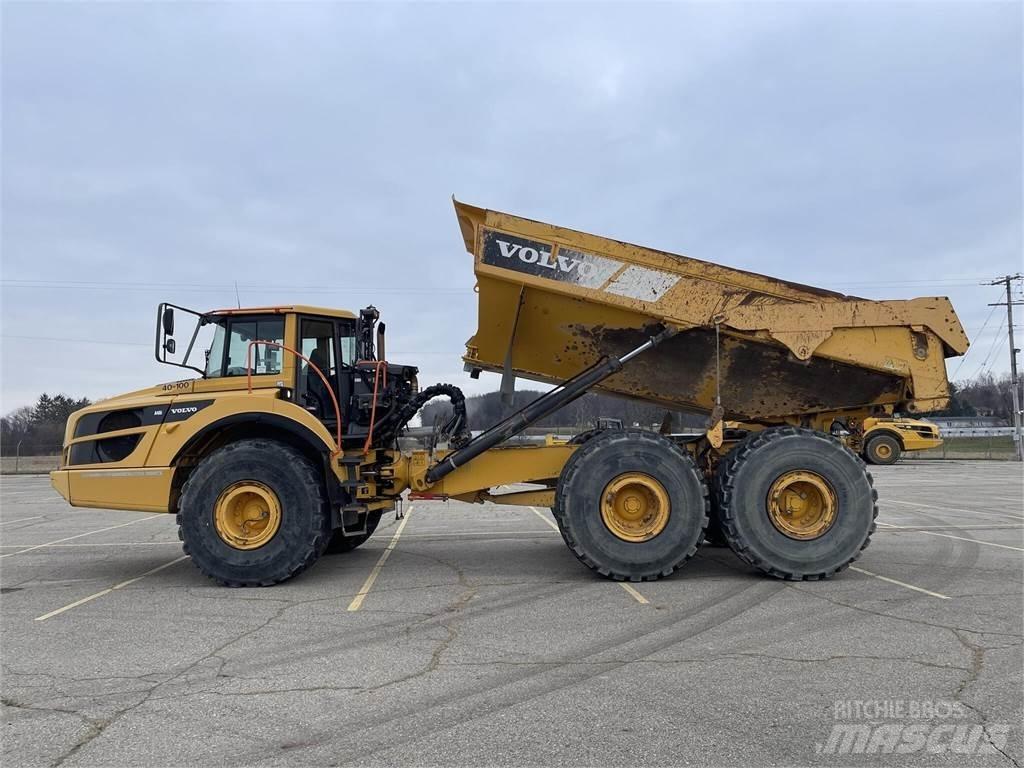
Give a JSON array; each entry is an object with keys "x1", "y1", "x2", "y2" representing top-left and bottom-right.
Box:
[
  {"x1": 0, "y1": 279, "x2": 469, "y2": 296},
  {"x1": 949, "y1": 290, "x2": 1004, "y2": 380},
  {"x1": 0, "y1": 285, "x2": 472, "y2": 296},
  {"x1": 834, "y1": 278, "x2": 991, "y2": 286},
  {"x1": 976, "y1": 335, "x2": 1006, "y2": 380},
  {"x1": 0, "y1": 275, "x2": 994, "y2": 292},
  {"x1": 967, "y1": 315, "x2": 1006, "y2": 381},
  {"x1": 1, "y1": 334, "x2": 150, "y2": 347}
]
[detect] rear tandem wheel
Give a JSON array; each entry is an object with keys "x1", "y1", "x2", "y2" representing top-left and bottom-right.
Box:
[
  {"x1": 553, "y1": 430, "x2": 709, "y2": 581},
  {"x1": 714, "y1": 427, "x2": 877, "y2": 580}
]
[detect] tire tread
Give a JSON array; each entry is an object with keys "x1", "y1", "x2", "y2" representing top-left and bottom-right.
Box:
[
  {"x1": 177, "y1": 439, "x2": 329, "y2": 587},
  {"x1": 714, "y1": 426, "x2": 877, "y2": 581},
  {"x1": 552, "y1": 429, "x2": 709, "y2": 581}
]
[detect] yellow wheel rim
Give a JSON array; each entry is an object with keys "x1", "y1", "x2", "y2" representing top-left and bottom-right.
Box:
[
  {"x1": 767, "y1": 470, "x2": 837, "y2": 540},
  {"x1": 874, "y1": 442, "x2": 893, "y2": 459},
  {"x1": 213, "y1": 481, "x2": 282, "y2": 550},
  {"x1": 600, "y1": 472, "x2": 670, "y2": 542}
]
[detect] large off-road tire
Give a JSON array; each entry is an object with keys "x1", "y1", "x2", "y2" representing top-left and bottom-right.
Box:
[
  {"x1": 567, "y1": 427, "x2": 607, "y2": 446},
  {"x1": 177, "y1": 439, "x2": 331, "y2": 586},
  {"x1": 324, "y1": 511, "x2": 382, "y2": 554},
  {"x1": 715, "y1": 427, "x2": 876, "y2": 580},
  {"x1": 864, "y1": 433, "x2": 901, "y2": 465},
  {"x1": 553, "y1": 430, "x2": 708, "y2": 581}
]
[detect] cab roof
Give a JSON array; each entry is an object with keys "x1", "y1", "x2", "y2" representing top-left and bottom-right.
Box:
[{"x1": 207, "y1": 305, "x2": 357, "y2": 319}]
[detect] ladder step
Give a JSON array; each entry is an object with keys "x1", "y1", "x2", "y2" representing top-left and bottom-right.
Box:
[{"x1": 338, "y1": 505, "x2": 369, "y2": 536}]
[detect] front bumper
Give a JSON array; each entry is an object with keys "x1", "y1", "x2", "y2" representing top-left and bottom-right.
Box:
[
  {"x1": 901, "y1": 433, "x2": 943, "y2": 451},
  {"x1": 48, "y1": 467, "x2": 174, "y2": 513},
  {"x1": 50, "y1": 469, "x2": 71, "y2": 503}
]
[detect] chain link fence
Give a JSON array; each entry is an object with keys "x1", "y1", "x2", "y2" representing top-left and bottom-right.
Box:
[
  {"x1": 904, "y1": 435, "x2": 1018, "y2": 461},
  {"x1": 1, "y1": 444, "x2": 62, "y2": 474}
]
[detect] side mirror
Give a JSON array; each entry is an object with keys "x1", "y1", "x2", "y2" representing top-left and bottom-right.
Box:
[
  {"x1": 164, "y1": 338, "x2": 176, "y2": 354},
  {"x1": 162, "y1": 307, "x2": 175, "y2": 336}
]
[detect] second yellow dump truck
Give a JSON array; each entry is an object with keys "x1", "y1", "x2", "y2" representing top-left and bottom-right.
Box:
[
  {"x1": 854, "y1": 416, "x2": 943, "y2": 464},
  {"x1": 50, "y1": 200, "x2": 968, "y2": 586}
]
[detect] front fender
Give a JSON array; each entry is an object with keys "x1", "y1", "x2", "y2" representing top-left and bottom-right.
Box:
[{"x1": 144, "y1": 392, "x2": 337, "y2": 467}]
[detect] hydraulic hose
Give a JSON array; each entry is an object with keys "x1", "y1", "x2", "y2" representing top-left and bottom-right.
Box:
[{"x1": 380, "y1": 383, "x2": 469, "y2": 447}]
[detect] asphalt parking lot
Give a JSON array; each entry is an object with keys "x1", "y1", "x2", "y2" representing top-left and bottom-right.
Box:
[{"x1": 2, "y1": 461, "x2": 1022, "y2": 767}]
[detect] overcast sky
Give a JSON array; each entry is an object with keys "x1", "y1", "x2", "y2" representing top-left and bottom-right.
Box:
[{"x1": 2, "y1": 1, "x2": 1021, "y2": 414}]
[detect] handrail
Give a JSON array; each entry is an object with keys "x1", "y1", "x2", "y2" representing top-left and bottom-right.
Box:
[
  {"x1": 246, "y1": 340, "x2": 343, "y2": 453},
  {"x1": 357, "y1": 359, "x2": 388, "y2": 455}
]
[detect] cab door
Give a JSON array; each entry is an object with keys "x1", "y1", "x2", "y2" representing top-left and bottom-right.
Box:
[{"x1": 296, "y1": 316, "x2": 356, "y2": 432}]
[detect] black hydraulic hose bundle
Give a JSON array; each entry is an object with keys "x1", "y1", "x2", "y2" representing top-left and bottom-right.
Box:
[{"x1": 381, "y1": 382, "x2": 470, "y2": 447}]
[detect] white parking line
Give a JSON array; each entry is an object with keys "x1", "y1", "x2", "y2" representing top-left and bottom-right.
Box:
[
  {"x1": 401, "y1": 530, "x2": 559, "y2": 539},
  {"x1": 877, "y1": 521, "x2": 1024, "y2": 551},
  {"x1": 877, "y1": 523, "x2": 1024, "y2": 531},
  {"x1": 885, "y1": 499, "x2": 1024, "y2": 522},
  {"x1": 913, "y1": 531, "x2": 1024, "y2": 552},
  {"x1": 0, "y1": 541, "x2": 179, "y2": 548},
  {"x1": 529, "y1": 506, "x2": 560, "y2": 532},
  {"x1": 528, "y1": 507, "x2": 649, "y2": 604},
  {"x1": 619, "y1": 582, "x2": 650, "y2": 604},
  {"x1": 0, "y1": 515, "x2": 164, "y2": 558},
  {"x1": 34, "y1": 555, "x2": 190, "y2": 621},
  {"x1": 0, "y1": 516, "x2": 44, "y2": 526},
  {"x1": 347, "y1": 507, "x2": 414, "y2": 612},
  {"x1": 849, "y1": 566, "x2": 950, "y2": 599}
]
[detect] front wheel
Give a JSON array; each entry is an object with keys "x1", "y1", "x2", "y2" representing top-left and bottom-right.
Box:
[
  {"x1": 864, "y1": 434, "x2": 901, "y2": 465},
  {"x1": 715, "y1": 427, "x2": 876, "y2": 580},
  {"x1": 177, "y1": 439, "x2": 331, "y2": 586},
  {"x1": 553, "y1": 430, "x2": 708, "y2": 581}
]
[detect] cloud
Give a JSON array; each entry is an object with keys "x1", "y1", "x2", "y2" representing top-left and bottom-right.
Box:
[{"x1": 1, "y1": 1, "x2": 1020, "y2": 412}]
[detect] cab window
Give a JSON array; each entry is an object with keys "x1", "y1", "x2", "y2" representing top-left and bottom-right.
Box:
[
  {"x1": 205, "y1": 317, "x2": 285, "y2": 377},
  {"x1": 339, "y1": 330, "x2": 356, "y2": 366},
  {"x1": 300, "y1": 319, "x2": 336, "y2": 376}
]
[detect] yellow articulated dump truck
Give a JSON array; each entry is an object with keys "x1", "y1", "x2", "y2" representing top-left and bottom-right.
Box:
[
  {"x1": 50, "y1": 200, "x2": 968, "y2": 586},
  {"x1": 854, "y1": 416, "x2": 943, "y2": 464}
]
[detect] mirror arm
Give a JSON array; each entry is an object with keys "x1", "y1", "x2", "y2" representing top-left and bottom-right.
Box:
[
  {"x1": 153, "y1": 302, "x2": 208, "y2": 377},
  {"x1": 180, "y1": 322, "x2": 204, "y2": 374}
]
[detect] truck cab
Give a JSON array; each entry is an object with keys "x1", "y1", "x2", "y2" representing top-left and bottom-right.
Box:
[{"x1": 50, "y1": 303, "x2": 421, "y2": 515}]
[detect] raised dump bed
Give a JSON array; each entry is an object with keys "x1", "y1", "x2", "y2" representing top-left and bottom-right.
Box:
[{"x1": 455, "y1": 201, "x2": 968, "y2": 427}]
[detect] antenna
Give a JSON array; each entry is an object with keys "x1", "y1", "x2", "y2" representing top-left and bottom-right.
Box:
[{"x1": 234, "y1": 281, "x2": 241, "y2": 309}]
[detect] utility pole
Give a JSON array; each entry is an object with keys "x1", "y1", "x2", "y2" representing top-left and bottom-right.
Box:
[{"x1": 988, "y1": 274, "x2": 1024, "y2": 461}]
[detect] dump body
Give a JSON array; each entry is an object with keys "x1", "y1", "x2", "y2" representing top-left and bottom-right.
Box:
[{"x1": 456, "y1": 201, "x2": 968, "y2": 424}]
